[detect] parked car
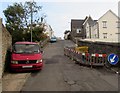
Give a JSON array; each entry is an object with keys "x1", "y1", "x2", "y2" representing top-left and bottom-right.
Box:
[
  {"x1": 10, "y1": 41, "x2": 43, "y2": 72},
  {"x1": 50, "y1": 36, "x2": 57, "y2": 42}
]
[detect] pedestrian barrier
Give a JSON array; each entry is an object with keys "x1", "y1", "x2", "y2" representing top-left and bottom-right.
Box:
[{"x1": 64, "y1": 47, "x2": 107, "y2": 67}]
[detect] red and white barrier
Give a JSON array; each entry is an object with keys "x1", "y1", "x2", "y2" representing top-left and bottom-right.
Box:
[{"x1": 64, "y1": 47, "x2": 107, "y2": 67}]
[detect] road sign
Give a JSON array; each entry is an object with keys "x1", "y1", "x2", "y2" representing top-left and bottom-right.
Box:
[{"x1": 108, "y1": 53, "x2": 119, "y2": 65}]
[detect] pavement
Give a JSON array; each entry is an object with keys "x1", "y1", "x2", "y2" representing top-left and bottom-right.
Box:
[
  {"x1": 1, "y1": 40, "x2": 49, "y2": 92},
  {"x1": 2, "y1": 72, "x2": 30, "y2": 91},
  {"x1": 0, "y1": 67, "x2": 2, "y2": 93},
  {"x1": 0, "y1": 79, "x2": 1, "y2": 93}
]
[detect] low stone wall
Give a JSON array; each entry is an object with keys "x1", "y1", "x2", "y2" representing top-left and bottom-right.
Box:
[
  {"x1": 2, "y1": 23, "x2": 12, "y2": 73},
  {"x1": 78, "y1": 40, "x2": 120, "y2": 55},
  {"x1": 78, "y1": 40, "x2": 120, "y2": 65}
]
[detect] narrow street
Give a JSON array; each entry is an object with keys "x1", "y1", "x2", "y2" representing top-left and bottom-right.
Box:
[{"x1": 21, "y1": 40, "x2": 118, "y2": 91}]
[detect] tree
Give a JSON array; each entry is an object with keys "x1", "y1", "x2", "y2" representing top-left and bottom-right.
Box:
[
  {"x1": 3, "y1": 1, "x2": 46, "y2": 43},
  {"x1": 23, "y1": 1, "x2": 42, "y2": 42},
  {"x1": 32, "y1": 26, "x2": 44, "y2": 41},
  {"x1": 23, "y1": 1, "x2": 42, "y2": 28},
  {"x1": 3, "y1": 3, "x2": 25, "y2": 43}
]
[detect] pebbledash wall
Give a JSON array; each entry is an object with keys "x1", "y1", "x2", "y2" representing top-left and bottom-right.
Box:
[
  {"x1": 1, "y1": 18, "x2": 12, "y2": 73},
  {"x1": 78, "y1": 40, "x2": 120, "y2": 61}
]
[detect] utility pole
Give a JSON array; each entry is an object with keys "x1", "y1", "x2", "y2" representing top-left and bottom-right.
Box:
[{"x1": 30, "y1": 1, "x2": 33, "y2": 42}]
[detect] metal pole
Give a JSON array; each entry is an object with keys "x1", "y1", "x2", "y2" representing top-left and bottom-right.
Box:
[{"x1": 30, "y1": 1, "x2": 33, "y2": 42}]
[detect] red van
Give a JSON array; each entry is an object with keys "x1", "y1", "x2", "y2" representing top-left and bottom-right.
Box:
[{"x1": 10, "y1": 41, "x2": 43, "y2": 71}]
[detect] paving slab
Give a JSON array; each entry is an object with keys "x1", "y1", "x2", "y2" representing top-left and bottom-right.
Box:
[{"x1": 2, "y1": 73, "x2": 30, "y2": 91}]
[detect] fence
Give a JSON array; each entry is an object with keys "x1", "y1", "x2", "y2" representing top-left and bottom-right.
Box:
[{"x1": 64, "y1": 46, "x2": 107, "y2": 67}]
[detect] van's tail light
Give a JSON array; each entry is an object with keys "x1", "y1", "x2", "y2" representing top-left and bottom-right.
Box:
[
  {"x1": 36, "y1": 59, "x2": 43, "y2": 63},
  {"x1": 11, "y1": 61, "x2": 18, "y2": 64}
]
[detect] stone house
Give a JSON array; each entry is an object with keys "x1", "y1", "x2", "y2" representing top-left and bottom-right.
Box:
[
  {"x1": 70, "y1": 19, "x2": 86, "y2": 42},
  {"x1": 70, "y1": 16, "x2": 97, "y2": 42}
]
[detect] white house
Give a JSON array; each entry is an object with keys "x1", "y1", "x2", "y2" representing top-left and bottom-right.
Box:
[
  {"x1": 98, "y1": 10, "x2": 120, "y2": 42},
  {"x1": 43, "y1": 23, "x2": 54, "y2": 38},
  {"x1": 83, "y1": 16, "x2": 98, "y2": 39},
  {"x1": 91, "y1": 22, "x2": 99, "y2": 39},
  {"x1": 36, "y1": 22, "x2": 54, "y2": 38},
  {"x1": 64, "y1": 31, "x2": 70, "y2": 40}
]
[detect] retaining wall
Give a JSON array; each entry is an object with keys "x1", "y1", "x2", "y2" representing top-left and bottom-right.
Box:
[
  {"x1": 78, "y1": 40, "x2": 120, "y2": 65},
  {"x1": 2, "y1": 20, "x2": 12, "y2": 73},
  {"x1": 78, "y1": 40, "x2": 119, "y2": 54}
]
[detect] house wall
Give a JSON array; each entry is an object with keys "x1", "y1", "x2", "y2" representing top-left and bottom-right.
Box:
[
  {"x1": 92, "y1": 22, "x2": 99, "y2": 39},
  {"x1": 71, "y1": 20, "x2": 85, "y2": 41},
  {"x1": 98, "y1": 11, "x2": 119, "y2": 42},
  {"x1": 83, "y1": 17, "x2": 97, "y2": 39},
  {"x1": 84, "y1": 22, "x2": 90, "y2": 38},
  {"x1": 64, "y1": 32, "x2": 70, "y2": 40},
  {"x1": 44, "y1": 24, "x2": 54, "y2": 38}
]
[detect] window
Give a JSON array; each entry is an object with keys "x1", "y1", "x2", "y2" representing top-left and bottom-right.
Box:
[
  {"x1": 102, "y1": 21, "x2": 107, "y2": 28},
  {"x1": 116, "y1": 21, "x2": 120, "y2": 28},
  {"x1": 103, "y1": 33, "x2": 107, "y2": 38},
  {"x1": 76, "y1": 29, "x2": 81, "y2": 33},
  {"x1": 116, "y1": 33, "x2": 120, "y2": 34},
  {"x1": 13, "y1": 44, "x2": 40, "y2": 54},
  {"x1": 95, "y1": 34, "x2": 97, "y2": 38}
]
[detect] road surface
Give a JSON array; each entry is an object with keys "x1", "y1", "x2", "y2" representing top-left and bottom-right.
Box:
[{"x1": 21, "y1": 40, "x2": 118, "y2": 91}]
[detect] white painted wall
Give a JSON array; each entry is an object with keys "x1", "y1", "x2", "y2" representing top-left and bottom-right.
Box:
[
  {"x1": 64, "y1": 32, "x2": 70, "y2": 40},
  {"x1": 85, "y1": 22, "x2": 90, "y2": 38},
  {"x1": 98, "y1": 10, "x2": 119, "y2": 42},
  {"x1": 92, "y1": 23, "x2": 99, "y2": 39},
  {"x1": 44, "y1": 23, "x2": 54, "y2": 38}
]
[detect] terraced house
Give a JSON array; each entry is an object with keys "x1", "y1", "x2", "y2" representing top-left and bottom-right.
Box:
[
  {"x1": 71, "y1": 10, "x2": 120, "y2": 43},
  {"x1": 97, "y1": 10, "x2": 120, "y2": 42},
  {"x1": 70, "y1": 19, "x2": 85, "y2": 42},
  {"x1": 82, "y1": 16, "x2": 98, "y2": 39},
  {"x1": 70, "y1": 16, "x2": 97, "y2": 42}
]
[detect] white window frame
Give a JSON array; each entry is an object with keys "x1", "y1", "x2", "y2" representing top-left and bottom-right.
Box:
[
  {"x1": 102, "y1": 21, "x2": 107, "y2": 28},
  {"x1": 116, "y1": 21, "x2": 120, "y2": 28},
  {"x1": 103, "y1": 33, "x2": 107, "y2": 39},
  {"x1": 76, "y1": 28, "x2": 81, "y2": 33},
  {"x1": 116, "y1": 33, "x2": 120, "y2": 34}
]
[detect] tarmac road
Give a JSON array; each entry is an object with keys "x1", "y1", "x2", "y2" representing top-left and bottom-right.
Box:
[{"x1": 21, "y1": 40, "x2": 118, "y2": 91}]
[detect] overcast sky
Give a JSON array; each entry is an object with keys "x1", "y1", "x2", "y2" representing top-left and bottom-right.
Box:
[{"x1": 0, "y1": 0, "x2": 120, "y2": 38}]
